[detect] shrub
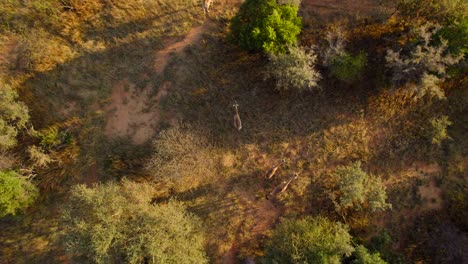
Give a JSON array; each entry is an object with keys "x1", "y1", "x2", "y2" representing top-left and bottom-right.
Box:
[
  {"x1": 27, "y1": 145, "x2": 53, "y2": 168},
  {"x1": 265, "y1": 216, "x2": 354, "y2": 263},
  {"x1": 265, "y1": 45, "x2": 321, "y2": 92},
  {"x1": 427, "y1": 115, "x2": 452, "y2": 145},
  {"x1": 63, "y1": 180, "x2": 208, "y2": 264},
  {"x1": 329, "y1": 52, "x2": 367, "y2": 83},
  {"x1": 0, "y1": 82, "x2": 30, "y2": 150},
  {"x1": 230, "y1": 0, "x2": 302, "y2": 54},
  {"x1": 327, "y1": 162, "x2": 391, "y2": 218},
  {"x1": 146, "y1": 125, "x2": 217, "y2": 192},
  {"x1": 0, "y1": 170, "x2": 38, "y2": 217},
  {"x1": 385, "y1": 24, "x2": 462, "y2": 98}
]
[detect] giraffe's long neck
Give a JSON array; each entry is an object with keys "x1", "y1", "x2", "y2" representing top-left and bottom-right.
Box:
[
  {"x1": 285, "y1": 174, "x2": 297, "y2": 187},
  {"x1": 276, "y1": 161, "x2": 285, "y2": 168}
]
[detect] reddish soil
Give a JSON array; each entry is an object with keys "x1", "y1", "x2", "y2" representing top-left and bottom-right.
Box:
[
  {"x1": 105, "y1": 21, "x2": 212, "y2": 144},
  {"x1": 301, "y1": 0, "x2": 394, "y2": 20}
]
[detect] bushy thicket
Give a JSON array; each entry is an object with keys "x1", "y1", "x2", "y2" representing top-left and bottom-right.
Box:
[
  {"x1": 265, "y1": 45, "x2": 321, "y2": 92},
  {"x1": 146, "y1": 125, "x2": 218, "y2": 192},
  {"x1": 0, "y1": 82, "x2": 30, "y2": 150}
]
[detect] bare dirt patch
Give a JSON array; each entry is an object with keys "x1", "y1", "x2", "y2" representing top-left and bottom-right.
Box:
[
  {"x1": 301, "y1": 0, "x2": 394, "y2": 20},
  {"x1": 418, "y1": 181, "x2": 443, "y2": 211},
  {"x1": 105, "y1": 21, "x2": 212, "y2": 144},
  {"x1": 104, "y1": 80, "x2": 162, "y2": 144}
]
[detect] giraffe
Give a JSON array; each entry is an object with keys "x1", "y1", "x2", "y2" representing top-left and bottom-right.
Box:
[
  {"x1": 264, "y1": 159, "x2": 286, "y2": 180},
  {"x1": 202, "y1": 0, "x2": 214, "y2": 14},
  {"x1": 266, "y1": 172, "x2": 298, "y2": 200},
  {"x1": 233, "y1": 102, "x2": 242, "y2": 131}
]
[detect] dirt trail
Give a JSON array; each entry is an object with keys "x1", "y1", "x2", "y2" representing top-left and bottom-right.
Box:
[
  {"x1": 221, "y1": 188, "x2": 281, "y2": 264},
  {"x1": 153, "y1": 22, "x2": 211, "y2": 74},
  {"x1": 105, "y1": 22, "x2": 211, "y2": 144}
]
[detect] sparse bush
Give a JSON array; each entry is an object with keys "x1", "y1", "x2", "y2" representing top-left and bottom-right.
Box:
[
  {"x1": 327, "y1": 162, "x2": 391, "y2": 218},
  {"x1": 0, "y1": 82, "x2": 30, "y2": 150},
  {"x1": 323, "y1": 26, "x2": 347, "y2": 67},
  {"x1": 0, "y1": 170, "x2": 38, "y2": 217},
  {"x1": 27, "y1": 145, "x2": 53, "y2": 168},
  {"x1": 146, "y1": 125, "x2": 217, "y2": 192},
  {"x1": 230, "y1": 0, "x2": 302, "y2": 54},
  {"x1": 265, "y1": 216, "x2": 354, "y2": 264},
  {"x1": 329, "y1": 52, "x2": 367, "y2": 83},
  {"x1": 427, "y1": 115, "x2": 452, "y2": 145},
  {"x1": 17, "y1": 28, "x2": 75, "y2": 72},
  {"x1": 265, "y1": 45, "x2": 321, "y2": 92},
  {"x1": 63, "y1": 180, "x2": 208, "y2": 264},
  {"x1": 385, "y1": 24, "x2": 463, "y2": 98}
]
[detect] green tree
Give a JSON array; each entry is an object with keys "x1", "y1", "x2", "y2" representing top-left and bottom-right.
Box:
[
  {"x1": 0, "y1": 83, "x2": 30, "y2": 150},
  {"x1": 0, "y1": 170, "x2": 38, "y2": 217},
  {"x1": 352, "y1": 245, "x2": 387, "y2": 264},
  {"x1": 265, "y1": 216, "x2": 354, "y2": 264},
  {"x1": 265, "y1": 45, "x2": 321, "y2": 92},
  {"x1": 230, "y1": 0, "x2": 302, "y2": 54},
  {"x1": 329, "y1": 52, "x2": 367, "y2": 83},
  {"x1": 328, "y1": 162, "x2": 391, "y2": 218},
  {"x1": 63, "y1": 180, "x2": 207, "y2": 264}
]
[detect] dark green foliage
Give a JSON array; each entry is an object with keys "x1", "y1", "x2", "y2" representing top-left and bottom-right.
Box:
[
  {"x1": 352, "y1": 245, "x2": 387, "y2": 264},
  {"x1": 329, "y1": 52, "x2": 367, "y2": 83},
  {"x1": 0, "y1": 83, "x2": 30, "y2": 150},
  {"x1": 369, "y1": 231, "x2": 407, "y2": 264},
  {"x1": 0, "y1": 170, "x2": 38, "y2": 217},
  {"x1": 437, "y1": 17, "x2": 468, "y2": 56},
  {"x1": 264, "y1": 216, "x2": 354, "y2": 264},
  {"x1": 230, "y1": 0, "x2": 302, "y2": 54},
  {"x1": 62, "y1": 181, "x2": 207, "y2": 264}
]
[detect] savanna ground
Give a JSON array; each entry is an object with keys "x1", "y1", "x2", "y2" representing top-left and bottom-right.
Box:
[{"x1": 1, "y1": 0, "x2": 467, "y2": 263}]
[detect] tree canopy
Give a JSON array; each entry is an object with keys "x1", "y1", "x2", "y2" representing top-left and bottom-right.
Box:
[
  {"x1": 265, "y1": 216, "x2": 354, "y2": 264},
  {"x1": 62, "y1": 180, "x2": 207, "y2": 264},
  {"x1": 328, "y1": 162, "x2": 391, "y2": 217},
  {"x1": 0, "y1": 82, "x2": 30, "y2": 150},
  {"x1": 0, "y1": 170, "x2": 38, "y2": 217},
  {"x1": 230, "y1": 0, "x2": 302, "y2": 54}
]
